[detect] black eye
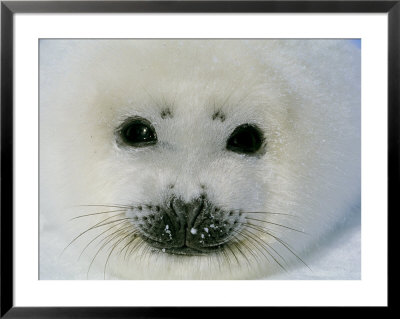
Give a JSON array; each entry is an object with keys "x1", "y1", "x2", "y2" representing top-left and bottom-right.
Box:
[
  {"x1": 226, "y1": 124, "x2": 264, "y2": 154},
  {"x1": 119, "y1": 117, "x2": 157, "y2": 147}
]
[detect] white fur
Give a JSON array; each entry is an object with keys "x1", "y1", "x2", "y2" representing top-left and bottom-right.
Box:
[{"x1": 40, "y1": 40, "x2": 360, "y2": 279}]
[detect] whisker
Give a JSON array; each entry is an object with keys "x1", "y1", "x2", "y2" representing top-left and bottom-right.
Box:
[
  {"x1": 220, "y1": 246, "x2": 232, "y2": 272},
  {"x1": 86, "y1": 226, "x2": 132, "y2": 278},
  {"x1": 243, "y1": 211, "x2": 297, "y2": 218},
  {"x1": 244, "y1": 227, "x2": 289, "y2": 268},
  {"x1": 226, "y1": 244, "x2": 240, "y2": 266},
  {"x1": 230, "y1": 229, "x2": 260, "y2": 265},
  {"x1": 126, "y1": 238, "x2": 145, "y2": 260},
  {"x1": 120, "y1": 234, "x2": 140, "y2": 260},
  {"x1": 214, "y1": 249, "x2": 223, "y2": 273},
  {"x1": 70, "y1": 209, "x2": 126, "y2": 221},
  {"x1": 243, "y1": 223, "x2": 310, "y2": 271},
  {"x1": 60, "y1": 213, "x2": 126, "y2": 256},
  {"x1": 237, "y1": 229, "x2": 271, "y2": 263},
  {"x1": 103, "y1": 232, "x2": 133, "y2": 279},
  {"x1": 245, "y1": 217, "x2": 306, "y2": 234},
  {"x1": 75, "y1": 204, "x2": 132, "y2": 209},
  {"x1": 225, "y1": 244, "x2": 240, "y2": 267},
  {"x1": 244, "y1": 222, "x2": 276, "y2": 237},
  {"x1": 230, "y1": 240, "x2": 251, "y2": 267},
  {"x1": 269, "y1": 233, "x2": 311, "y2": 271},
  {"x1": 78, "y1": 221, "x2": 129, "y2": 260},
  {"x1": 240, "y1": 230, "x2": 286, "y2": 270},
  {"x1": 95, "y1": 223, "x2": 133, "y2": 250},
  {"x1": 140, "y1": 243, "x2": 152, "y2": 265}
]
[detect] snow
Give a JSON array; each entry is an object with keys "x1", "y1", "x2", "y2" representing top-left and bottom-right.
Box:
[{"x1": 267, "y1": 211, "x2": 361, "y2": 280}]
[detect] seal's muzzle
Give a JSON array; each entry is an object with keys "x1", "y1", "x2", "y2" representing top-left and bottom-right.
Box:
[{"x1": 136, "y1": 196, "x2": 243, "y2": 255}]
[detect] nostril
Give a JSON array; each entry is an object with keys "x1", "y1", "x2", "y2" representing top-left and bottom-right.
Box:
[{"x1": 170, "y1": 197, "x2": 185, "y2": 213}]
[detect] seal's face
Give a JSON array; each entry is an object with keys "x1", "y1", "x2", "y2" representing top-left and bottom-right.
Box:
[
  {"x1": 40, "y1": 40, "x2": 360, "y2": 279},
  {"x1": 115, "y1": 115, "x2": 264, "y2": 255},
  {"x1": 67, "y1": 41, "x2": 284, "y2": 265},
  {"x1": 99, "y1": 79, "x2": 272, "y2": 258}
]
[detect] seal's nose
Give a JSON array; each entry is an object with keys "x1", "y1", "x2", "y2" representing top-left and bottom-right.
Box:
[
  {"x1": 136, "y1": 195, "x2": 242, "y2": 255},
  {"x1": 137, "y1": 196, "x2": 204, "y2": 250},
  {"x1": 168, "y1": 196, "x2": 204, "y2": 230}
]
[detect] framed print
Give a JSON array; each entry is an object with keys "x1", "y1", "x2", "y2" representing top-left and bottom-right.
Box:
[{"x1": 1, "y1": 0, "x2": 396, "y2": 316}]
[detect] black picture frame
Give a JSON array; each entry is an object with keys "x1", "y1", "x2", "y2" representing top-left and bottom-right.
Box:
[{"x1": 1, "y1": 1, "x2": 396, "y2": 317}]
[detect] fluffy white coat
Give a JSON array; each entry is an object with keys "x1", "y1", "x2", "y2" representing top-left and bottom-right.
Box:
[{"x1": 40, "y1": 40, "x2": 360, "y2": 279}]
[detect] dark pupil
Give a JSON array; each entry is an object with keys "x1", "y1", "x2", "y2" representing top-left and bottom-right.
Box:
[
  {"x1": 226, "y1": 124, "x2": 263, "y2": 154},
  {"x1": 126, "y1": 125, "x2": 151, "y2": 141},
  {"x1": 121, "y1": 119, "x2": 157, "y2": 146}
]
